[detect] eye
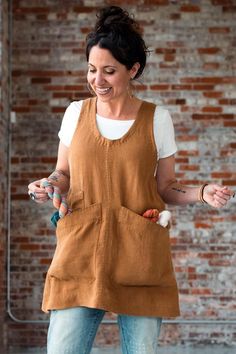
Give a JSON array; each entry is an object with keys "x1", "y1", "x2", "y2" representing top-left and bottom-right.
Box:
[
  {"x1": 88, "y1": 69, "x2": 96, "y2": 73},
  {"x1": 105, "y1": 70, "x2": 115, "y2": 75}
]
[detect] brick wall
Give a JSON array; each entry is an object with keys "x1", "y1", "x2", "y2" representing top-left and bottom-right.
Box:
[
  {"x1": 0, "y1": 0, "x2": 9, "y2": 352},
  {"x1": 4, "y1": 0, "x2": 236, "y2": 350}
]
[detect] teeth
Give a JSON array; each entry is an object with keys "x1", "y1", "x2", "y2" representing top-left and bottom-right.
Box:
[{"x1": 96, "y1": 87, "x2": 111, "y2": 95}]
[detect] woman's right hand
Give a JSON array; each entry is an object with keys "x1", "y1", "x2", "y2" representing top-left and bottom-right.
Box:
[
  {"x1": 28, "y1": 178, "x2": 70, "y2": 218},
  {"x1": 28, "y1": 179, "x2": 50, "y2": 204}
]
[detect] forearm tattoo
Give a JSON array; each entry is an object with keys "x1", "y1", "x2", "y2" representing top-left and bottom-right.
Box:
[
  {"x1": 48, "y1": 169, "x2": 70, "y2": 182},
  {"x1": 172, "y1": 187, "x2": 186, "y2": 194}
]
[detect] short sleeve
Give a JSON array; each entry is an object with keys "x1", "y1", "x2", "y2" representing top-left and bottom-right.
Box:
[
  {"x1": 58, "y1": 101, "x2": 83, "y2": 147},
  {"x1": 153, "y1": 107, "x2": 177, "y2": 159}
]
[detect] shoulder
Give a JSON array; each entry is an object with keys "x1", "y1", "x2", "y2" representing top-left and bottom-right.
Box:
[
  {"x1": 141, "y1": 100, "x2": 171, "y2": 123},
  {"x1": 154, "y1": 106, "x2": 172, "y2": 123},
  {"x1": 60, "y1": 100, "x2": 85, "y2": 129},
  {"x1": 65, "y1": 100, "x2": 83, "y2": 113}
]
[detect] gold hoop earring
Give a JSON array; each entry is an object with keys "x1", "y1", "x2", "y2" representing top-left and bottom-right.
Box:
[
  {"x1": 87, "y1": 83, "x2": 96, "y2": 96},
  {"x1": 127, "y1": 80, "x2": 135, "y2": 99}
]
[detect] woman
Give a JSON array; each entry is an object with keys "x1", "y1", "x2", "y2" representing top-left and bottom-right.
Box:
[{"x1": 28, "y1": 6, "x2": 234, "y2": 354}]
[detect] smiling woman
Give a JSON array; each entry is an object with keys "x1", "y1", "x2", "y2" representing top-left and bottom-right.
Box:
[
  {"x1": 27, "y1": 5, "x2": 234, "y2": 354},
  {"x1": 87, "y1": 46, "x2": 141, "y2": 116}
]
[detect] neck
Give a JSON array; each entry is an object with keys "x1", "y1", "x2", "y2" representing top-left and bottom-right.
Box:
[{"x1": 97, "y1": 95, "x2": 139, "y2": 120}]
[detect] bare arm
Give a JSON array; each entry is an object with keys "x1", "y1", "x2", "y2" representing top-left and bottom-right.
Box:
[
  {"x1": 47, "y1": 141, "x2": 70, "y2": 194},
  {"x1": 156, "y1": 155, "x2": 234, "y2": 208}
]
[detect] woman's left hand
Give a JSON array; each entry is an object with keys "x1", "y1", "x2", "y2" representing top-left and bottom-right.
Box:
[{"x1": 203, "y1": 184, "x2": 235, "y2": 208}]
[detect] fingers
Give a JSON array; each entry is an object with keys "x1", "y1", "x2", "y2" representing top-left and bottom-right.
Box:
[
  {"x1": 52, "y1": 186, "x2": 62, "y2": 209},
  {"x1": 204, "y1": 184, "x2": 235, "y2": 208},
  {"x1": 28, "y1": 180, "x2": 47, "y2": 195},
  {"x1": 142, "y1": 209, "x2": 159, "y2": 223},
  {"x1": 215, "y1": 186, "x2": 234, "y2": 205},
  {"x1": 221, "y1": 186, "x2": 235, "y2": 198},
  {"x1": 212, "y1": 193, "x2": 228, "y2": 208},
  {"x1": 58, "y1": 196, "x2": 71, "y2": 218},
  {"x1": 40, "y1": 178, "x2": 54, "y2": 199},
  {"x1": 28, "y1": 178, "x2": 71, "y2": 218},
  {"x1": 28, "y1": 179, "x2": 49, "y2": 203},
  {"x1": 52, "y1": 188, "x2": 71, "y2": 218}
]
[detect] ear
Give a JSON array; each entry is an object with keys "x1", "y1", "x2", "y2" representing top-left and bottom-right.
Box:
[{"x1": 130, "y1": 62, "x2": 140, "y2": 79}]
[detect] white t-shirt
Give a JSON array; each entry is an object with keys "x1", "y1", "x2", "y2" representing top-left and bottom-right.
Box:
[{"x1": 58, "y1": 100, "x2": 177, "y2": 160}]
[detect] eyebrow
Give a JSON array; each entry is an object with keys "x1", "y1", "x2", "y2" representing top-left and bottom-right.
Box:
[{"x1": 88, "y1": 63, "x2": 117, "y2": 69}]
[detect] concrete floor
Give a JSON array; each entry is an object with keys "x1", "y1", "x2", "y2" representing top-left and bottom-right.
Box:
[{"x1": 8, "y1": 345, "x2": 236, "y2": 354}]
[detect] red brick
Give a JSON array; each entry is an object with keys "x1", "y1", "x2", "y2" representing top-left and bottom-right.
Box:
[
  {"x1": 11, "y1": 157, "x2": 20, "y2": 163},
  {"x1": 222, "y1": 180, "x2": 236, "y2": 186},
  {"x1": 180, "y1": 5, "x2": 201, "y2": 12},
  {"x1": 178, "y1": 135, "x2": 198, "y2": 142},
  {"x1": 44, "y1": 85, "x2": 64, "y2": 91},
  {"x1": 191, "y1": 288, "x2": 212, "y2": 295},
  {"x1": 149, "y1": 84, "x2": 170, "y2": 90},
  {"x1": 211, "y1": 0, "x2": 233, "y2": 5},
  {"x1": 30, "y1": 49, "x2": 50, "y2": 55},
  {"x1": 176, "y1": 99, "x2": 186, "y2": 105},
  {"x1": 195, "y1": 222, "x2": 212, "y2": 229},
  {"x1": 164, "y1": 54, "x2": 175, "y2": 61},
  {"x1": 20, "y1": 157, "x2": 41, "y2": 163},
  {"x1": 13, "y1": 106, "x2": 30, "y2": 113},
  {"x1": 156, "y1": 48, "x2": 176, "y2": 54},
  {"x1": 80, "y1": 27, "x2": 92, "y2": 34},
  {"x1": 198, "y1": 47, "x2": 221, "y2": 54},
  {"x1": 193, "y1": 84, "x2": 215, "y2": 90},
  {"x1": 192, "y1": 113, "x2": 234, "y2": 120},
  {"x1": 14, "y1": 7, "x2": 50, "y2": 14},
  {"x1": 36, "y1": 14, "x2": 48, "y2": 20},
  {"x1": 181, "y1": 77, "x2": 235, "y2": 84},
  {"x1": 209, "y1": 27, "x2": 230, "y2": 33},
  {"x1": 41, "y1": 157, "x2": 57, "y2": 163},
  {"x1": 52, "y1": 107, "x2": 66, "y2": 113},
  {"x1": 175, "y1": 158, "x2": 189, "y2": 164},
  {"x1": 202, "y1": 107, "x2": 222, "y2": 113},
  {"x1": 166, "y1": 41, "x2": 185, "y2": 47},
  {"x1": 73, "y1": 6, "x2": 96, "y2": 13},
  {"x1": 219, "y1": 98, "x2": 236, "y2": 105},
  {"x1": 177, "y1": 150, "x2": 199, "y2": 156},
  {"x1": 179, "y1": 165, "x2": 200, "y2": 171},
  {"x1": 203, "y1": 91, "x2": 223, "y2": 98},
  {"x1": 31, "y1": 77, "x2": 51, "y2": 84},
  {"x1": 11, "y1": 194, "x2": 29, "y2": 200},
  {"x1": 64, "y1": 85, "x2": 84, "y2": 91},
  {"x1": 203, "y1": 63, "x2": 220, "y2": 70},
  {"x1": 224, "y1": 121, "x2": 236, "y2": 127},
  {"x1": 171, "y1": 84, "x2": 192, "y2": 90},
  {"x1": 133, "y1": 84, "x2": 148, "y2": 91},
  {"x1": 211, "y1": 172, "x2": 233, "y2": 178},
  {"x1": 170, "y1": 13, "x2": 181, "y2": 20},
  {"x1": 53, "y1": 92, "x2": 73, "y2": 98},
  {"x1": 223, "y1": 5, "x2": 236, "y2": 12},
  {"x1": 144, "y1": 0, "x2": 168, "y2": 4}
]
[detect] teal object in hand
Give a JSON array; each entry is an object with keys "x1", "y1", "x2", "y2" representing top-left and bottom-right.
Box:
[{"x1": 51, "y1": 210, "x2": 60, "y2": 227}]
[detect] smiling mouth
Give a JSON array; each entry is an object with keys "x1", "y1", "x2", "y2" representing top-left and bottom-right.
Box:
[{"x1": 95, "y1": 87, "x2": 112, "y2": 95}]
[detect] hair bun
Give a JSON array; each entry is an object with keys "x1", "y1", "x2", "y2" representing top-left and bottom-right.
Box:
[
  {"x1": 86, "y1": 5, "x2": 147, "y2": 80},
  {"x1": 95, "y1": 6, "x2": 137, "y2": 32}
]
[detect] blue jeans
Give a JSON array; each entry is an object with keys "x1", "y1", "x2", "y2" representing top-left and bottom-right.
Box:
[{"x1": 47, "y1": 306, "x2": 162, "y2": 354}]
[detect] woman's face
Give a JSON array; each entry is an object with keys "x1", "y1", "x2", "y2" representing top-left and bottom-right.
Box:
[{"x1": 87, "y1": 45, "x2": 139, "y2": 102}]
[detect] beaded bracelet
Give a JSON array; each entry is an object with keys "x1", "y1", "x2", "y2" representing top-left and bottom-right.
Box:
[{"x1": 199, "y1": 183, "x2": 208, "y2": 204}]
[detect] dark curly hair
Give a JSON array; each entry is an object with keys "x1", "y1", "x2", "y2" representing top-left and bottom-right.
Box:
[{"x1": 86, "y1": 6, "x2": 148, "y2": 79}]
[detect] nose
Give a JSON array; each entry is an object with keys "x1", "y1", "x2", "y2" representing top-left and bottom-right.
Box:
[{"x1": 94, "y1": 71, "x2": 106, "y2": 86}]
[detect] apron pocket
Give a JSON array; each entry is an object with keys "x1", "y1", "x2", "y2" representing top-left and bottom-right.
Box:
[
  {"x1": 113, "y1": 206, "x2": 176, "y2": 287},
  {"x1": 48, "y1": 203, "x2": 102, "y2": 282}
]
